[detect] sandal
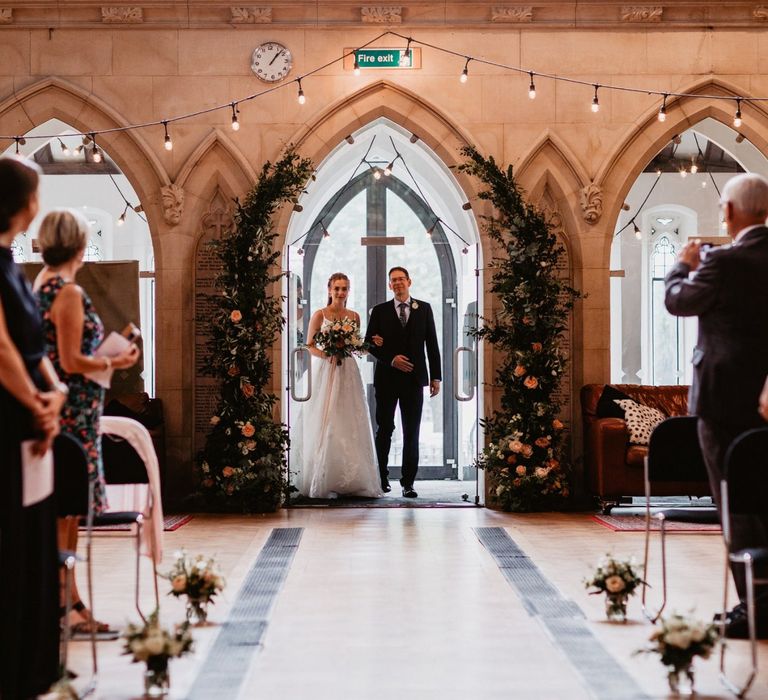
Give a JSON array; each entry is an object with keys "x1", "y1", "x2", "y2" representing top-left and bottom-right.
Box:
[
  {"x1": 71, "y1": 600, "x2": 112, "y2": 633},
  {"x1": 69, "y1": 620, "x2": 120, "y2": 641}
]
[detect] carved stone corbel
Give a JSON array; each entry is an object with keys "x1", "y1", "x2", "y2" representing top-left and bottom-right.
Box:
[
  {"x1": 0, "y1": 8, "x2": 12, "y2": 23},
  {"x1": 620, "y1": 5, "x2": 663, "y2": 22},
  {"x1": 361, "y1": 6, "x2": 402, "y2": 23},
  {"x1": 580, "y1": 184, "x2": 603, "y2": 225},
  {"x1": 101, "y1": 6, "x2": 144, "y2": 23},
  {"x1": 230, "y1": 7, "x2": 272, "y2": 23},
  {"x1": 754, "y1": 6, "x2": 768, "y2": 19},
  {"x1": 491, "y1": 6, "x2": 533, "y2": 22},
  {"x1": 161, "y1": 184, "x2": 185, "y2": 226}
]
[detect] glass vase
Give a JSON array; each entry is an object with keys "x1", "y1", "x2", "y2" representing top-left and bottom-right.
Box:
[
  {"x1": 604, "y1": 592, "x2": 628, "y2": 622},
  {"x1": 667, "y1": 663, "x2": 695, "y2": 696},
  {"x1": 185, "y1": 596, "x2": 209, "y2": 626},
  {"x1": 144, "y1": 655, "x2": 170, "y2": 698}
]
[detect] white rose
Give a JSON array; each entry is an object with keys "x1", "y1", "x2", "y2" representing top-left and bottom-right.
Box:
[
  {"x1": 144, "y1": 633, "x2": 166, "y2": 656},
  {"x1": 689, "y1": 623, "x2": 707, "y2": 643},
  {"x1": 605, "y1": 575, "x2": 626, "y2": 593}
]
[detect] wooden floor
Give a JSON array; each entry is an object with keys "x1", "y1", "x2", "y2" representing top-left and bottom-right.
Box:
[{"x1": 61, "y1": 508, "x2": 768, "y2": 699}]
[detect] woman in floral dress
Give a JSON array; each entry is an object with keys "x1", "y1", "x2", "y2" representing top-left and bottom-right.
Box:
[{"x1": 35, "y1": 208, "x2": 139, "y2": 637}]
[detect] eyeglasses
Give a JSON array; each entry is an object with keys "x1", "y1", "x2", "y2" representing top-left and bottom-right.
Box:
[{"x1": 390, "y1": 276, "x2": 408, "y2": 283}]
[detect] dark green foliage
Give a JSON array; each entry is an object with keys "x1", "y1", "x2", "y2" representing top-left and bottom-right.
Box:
[
  {"x1": 458, "y1": 146, "x2": 581, "y2": 511},
  {"x1": 198, "y1": 149, "x2": 313, "y2": 512}
]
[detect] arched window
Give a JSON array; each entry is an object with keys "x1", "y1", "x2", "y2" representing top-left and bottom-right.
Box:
[{"x1": 650, "y1": 234, "x2": 681, "y2": 384}]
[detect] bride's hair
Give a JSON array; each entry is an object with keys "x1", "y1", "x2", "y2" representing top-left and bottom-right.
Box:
[{"x1": 327, "y1": 272, "x2": 349, "y2": 306}]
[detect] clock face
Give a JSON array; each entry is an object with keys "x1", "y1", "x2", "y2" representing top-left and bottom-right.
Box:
[{"x1": 251, "y1": 42, "x2": 293, "y2": 83}]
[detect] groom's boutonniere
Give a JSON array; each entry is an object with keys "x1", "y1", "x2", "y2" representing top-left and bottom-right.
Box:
[{"x1": 410, "y1": 301, "x2": 419, "y2": 310}]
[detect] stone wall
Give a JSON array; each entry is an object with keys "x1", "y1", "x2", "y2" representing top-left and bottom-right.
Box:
[{"x1": 3, "y1": 1, "x2": 768, "y2": 502}]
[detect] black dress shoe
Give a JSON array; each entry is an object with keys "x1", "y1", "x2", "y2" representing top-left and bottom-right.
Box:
[
  {"x1": 723, "y1": 615, "x2": 768, "y2": 639},
  {"x1": 714, "y1": 602, "x2": 746, "y2": 623},
  {"x1": 402, "y1": 486, "x2": 418, "y2": 498},
  {"x1": 381, "y1": 481, "x2": 391, "y2": 493}
]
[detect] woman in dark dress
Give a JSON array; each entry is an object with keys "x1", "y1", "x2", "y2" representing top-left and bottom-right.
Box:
[
  {"x1": 0, "y1": 157, "x2": 65, "y2": 699},
  {"x1": 34, "y1": 208, "x2": 139, "y2": 637}
]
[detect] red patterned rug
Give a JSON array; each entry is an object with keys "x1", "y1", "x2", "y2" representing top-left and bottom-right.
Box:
[
  {"x1": 591, "y1": 514, "x2": 721, "y2": 533},
  {"x1": 80, "y1": 514, "x2": 193, "y2": 532}
]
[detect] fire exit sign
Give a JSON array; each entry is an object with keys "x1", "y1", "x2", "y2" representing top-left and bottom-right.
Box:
[{"x1": 345, "y1": 48, "x2": 422, "y2": 70}]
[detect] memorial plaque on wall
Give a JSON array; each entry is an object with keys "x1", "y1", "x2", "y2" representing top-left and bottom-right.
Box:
[
  {"x1": 22, "y1": 260, "x2": 143, "y2": 397},
  {"x1": 193, "y1": 204, "x2": 232, "y2": 456}
]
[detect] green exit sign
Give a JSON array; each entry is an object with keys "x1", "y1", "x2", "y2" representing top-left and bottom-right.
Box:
[{"x1": 348, "y1": 47, "x2": 422, "y2": 70}]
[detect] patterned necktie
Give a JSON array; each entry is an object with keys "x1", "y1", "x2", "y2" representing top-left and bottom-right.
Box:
[{"x1": 398, "y1": 302, "x2": 408, "y2": 327}]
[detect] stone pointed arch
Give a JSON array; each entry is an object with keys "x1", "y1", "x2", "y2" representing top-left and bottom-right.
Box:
[
  {"x1": 595, "y1": 77, "x2": 768, "y2": 266},
  {"x1": 0, "y1": 77, "x2": 168, "y2": 238}
]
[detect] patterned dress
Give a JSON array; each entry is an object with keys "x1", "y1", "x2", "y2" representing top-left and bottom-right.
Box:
[{"x1": 37, "y1": 275, "x2": 108, "y2": 512}]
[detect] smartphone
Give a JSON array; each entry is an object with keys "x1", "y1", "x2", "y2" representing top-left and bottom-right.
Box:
[
  {"x1": 121, "y1": 322, "x2": 141, "y2": 343},
  {"x1": 699, "y1": 243, "x2": 713, "y2": 261}
]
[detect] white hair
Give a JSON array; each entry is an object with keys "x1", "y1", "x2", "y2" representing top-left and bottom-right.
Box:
[{"x1": 721, "y1": 173, "x2": 768, "y2": 220}]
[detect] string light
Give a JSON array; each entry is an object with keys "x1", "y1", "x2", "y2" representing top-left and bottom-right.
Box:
[
  {"x1": 297, "y1": 79, "x2": 306, "y2": 105},
  {"x1": 58, "y1": 138, "x2": 70, "y2": 156},
  {"x1": 399, "y1": 38, "x2": 412, "y2": 67},
  {"x1": 633, "y1": 222, "x2": 641, "y2": 239},
  {"x1": 345, "y1": 134, "x2": 355, "y2": 144},
  {"x1": 162, "y1": 121, "x2": 173, "y2": 151},
  {"x1": 460, "y1": 58, "x2": 470, "y2": 83},
  {"x1": 733, "y1": 99, "x2": 742, "y2": 128},
  {"x1": 690, "y1": 158, "x2": 698, "y2": 174},
  {"x1": 461, "y1": 246, "x2": 469, "y2": 255},
  {"x1": 409, "y1": 133, "x2": 420, "y2": 144},
  {"x1": 735, "y1": 133, "x2": 746, "y2": 144},
  {"x1": 528, "y1": 72, "x2": 536, "y2": 100},
  {"x1": 373, "y1": 168, "x2": 382, "y2": 180},
  {"x1": 658, "y1": 94, "x2": 667, "y2": 122},
  {"x1": 14, "y1": 137, "x2": 20, "y2": 155},
  {"x1": 90, "y1": 133, "x2": 102, "y2": 163},
  {"x1": 353, "y1": 57, "x2": 360, "y2": 76},
  {"x1": 383, "y1": 160, "x2": 394, "y2": 176},
  {"x1": 230, "y1": 103, "x2": 240, "y2": 131},
  {"x1": 591, "y1": 85, "x2": 600, "y2": 113},
  {"x1": 117, "y1": 204, "x2": 128, "y2": 226},
  {"x1": 426, "y1": 220, "x2": 437, "y2": 237},
  {"x1": 321, "y1": 223, "x2": 330, "y2": 239},
  {"x1": 680, "y1": 168, "x2": 688, "y2": 178}
]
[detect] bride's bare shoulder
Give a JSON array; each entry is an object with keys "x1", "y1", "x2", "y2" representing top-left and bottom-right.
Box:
[{"x1": 346, "y1": 309, "x2": 361, "y2": 324}]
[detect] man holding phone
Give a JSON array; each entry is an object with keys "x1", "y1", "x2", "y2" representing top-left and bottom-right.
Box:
[{"x1": 665, "y1": 173, "x2": 768, "y2": 638}]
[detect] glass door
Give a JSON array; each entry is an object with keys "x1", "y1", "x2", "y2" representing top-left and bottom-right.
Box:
[{"x1": 285, "y1": 170, "x2": 479, "y2": 492}]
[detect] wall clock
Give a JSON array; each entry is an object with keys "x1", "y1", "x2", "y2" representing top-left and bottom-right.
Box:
[{"x1": 251, "y1": 42, "x2": 293, "y2": 82}]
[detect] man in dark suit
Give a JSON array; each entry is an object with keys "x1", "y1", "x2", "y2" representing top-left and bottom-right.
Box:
[
  {"x1": 665, "y1": 172, "x2": 768, "y2": 638},
  {"x1": 365, "y1": 266, "x2": 441, "y2": 498}
]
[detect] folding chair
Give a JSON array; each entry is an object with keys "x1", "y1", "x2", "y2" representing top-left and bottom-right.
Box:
[
  {"x1": 53, "y1": 433, "x2": 98, "y2": 697},
  {"x1": 719, "y1": 427, "x2": 768, "y2": 698},
  {"x1": 95, "y1": 429, "x2": 160, "y2": 623},
  {"x1": 641, "y1": 416, "x2": 718, "y2": 622}
]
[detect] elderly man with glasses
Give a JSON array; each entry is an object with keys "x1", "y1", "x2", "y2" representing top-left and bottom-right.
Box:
[{"x1": 665, "y1": 172, "x2": 768, "y2": 639}]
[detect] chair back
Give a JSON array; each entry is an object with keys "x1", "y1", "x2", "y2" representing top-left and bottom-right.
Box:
[
  {"x1": 101, "y1": 433, "x2": 149, "y2": 485},
  {"x1": 647, "y1": 416, "x2": 709, "y2": 484},
  {"x1": 53, "y1": 433, "x2": 90, "y2": 517},
  {"x1": 724, "y1": 427, "x2": 768, "y2": 516}
]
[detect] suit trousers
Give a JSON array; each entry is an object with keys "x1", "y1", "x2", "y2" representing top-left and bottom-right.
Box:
[
  {"x1": 374, "y1": 380, "x2": 424, "y2": 488},
  {"x1": 698, "y1": 418, "x2": 768, "y2": 613}
]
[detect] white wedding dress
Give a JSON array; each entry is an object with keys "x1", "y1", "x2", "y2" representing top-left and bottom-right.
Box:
[{"x1": 292, "y1": 317, "x2": 383, "y2": 499}]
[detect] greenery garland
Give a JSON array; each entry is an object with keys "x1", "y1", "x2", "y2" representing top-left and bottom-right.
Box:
[
  {"x1": 458, "y1": 146, "x2": 581, "y2": 512},
  {"x1": 198, "y1": 149, "x2": 313, "y2": 512}
]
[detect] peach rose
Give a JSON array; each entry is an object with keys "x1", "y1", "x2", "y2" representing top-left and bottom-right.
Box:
[
  {"x1": 230, "y1": 309, "x2": 242, "y2": 323},
  {"x1": 341, "y1": 324, "x2": 352, "y2": 333},
  {"x1": 506, "y1": 454, "x2": 517, "y2": 464},
  {"x1": 531, "y1": 342, "x2": 543, "y2": 352},
  {"x1": 227, "y1": 365, "x2": 240, "y2": 377},
  {"x1": 222, "y1": 466, "x2": 234, "y2": 477},
  {"x1": 202, "y1": 478, "x2": 214, "y2": 488},
  {"x1": 245, "y1": 439, "x2": 256, "y2": 451},
  {"x1": 513, "y1": 365, "x2": 526, "y2": 377},
  {"x1": 241, "y1": 422, "x2": 255, "y2": 438},
  {"x1": 210, "y1": 415, "x2": 220, "y2": 426},
  {"x1": 521, "y1": 444, "x2": 533, "y2": 458},
  {"x1": 535, "y1": 437, "x2": 550, "y2": 448},
  {"x1": 523, "y1": 376, "x2": 539, "y2": 389},
  {"x1": 242, "y1": 382, "x2": 255, "y2": 398},
  {"x1": 552, "y1": 418, "x2": 564, "y2": 430},
  {"x1": 509, "y1": 440, "x2": 523, "y2": 453},
  {"x1": 534, "y1": 467, "x2": 549, "y2": 479},
  {"x1": 515, "y1": 465, "x2": 527, "y2": 477},
  {"x1": 171, "y1": 574, "x2": 187, "y2": 593},
  {"x1": 547, "y1": 458, "x2": 560, "y2": 470}
]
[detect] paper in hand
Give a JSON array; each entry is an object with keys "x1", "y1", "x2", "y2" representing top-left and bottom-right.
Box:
[
  {"x1": 84, "y1": 331, "x2": 132, "y2": 388},
  {"x1": 21, "y1": 440, "x2": 53, "y2": 507}
]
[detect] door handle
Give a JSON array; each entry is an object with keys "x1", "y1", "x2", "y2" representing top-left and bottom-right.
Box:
[
  {"x1": 453, "y1": 346, "x2": 475, "y2": 401},
  {"x1": 290, "y1": 347, "x2": 312, "y2": 402}
]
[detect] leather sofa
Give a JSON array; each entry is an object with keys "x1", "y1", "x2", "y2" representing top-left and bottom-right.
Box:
[{"x1": 580, "y1": 384, "x2": 710, "y2": 512}]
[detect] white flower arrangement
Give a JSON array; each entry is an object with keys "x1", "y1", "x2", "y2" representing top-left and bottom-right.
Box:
[
  {"x1": 122, "y1": 610, "x2": 193, "y2": 664},
  {"x1": 584, "y1": 553, "x2": 645, "y2": 597},
  {"x1": 165, "y1": 549, "x2": 225, "y2": 604}
]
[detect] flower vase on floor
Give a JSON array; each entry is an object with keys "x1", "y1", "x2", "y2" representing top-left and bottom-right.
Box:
[
  {"x1": 667, "y1": 663, "x2": 695, "y2": 696},
  {"x1": 144, "y1": 656, "x2": 170, "y2": 698},
  {"x1": 185, "y1": 596, "x2": 208, "y2": 626},
  {"x1": 605, "y1": 592, "x2": 629, "y2": 622}
]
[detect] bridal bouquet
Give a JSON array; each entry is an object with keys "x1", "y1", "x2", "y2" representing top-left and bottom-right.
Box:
[{"x1": 313, "y1": 316, "x2": 369, "y2": 365}]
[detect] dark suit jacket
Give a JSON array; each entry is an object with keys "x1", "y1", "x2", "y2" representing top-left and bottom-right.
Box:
[
  {"x1": 365, "y1": 298, "x2": 442, "y2": 388},
  {"x1": 664, "y1": 226, "x2": 768, "y2": 426}
]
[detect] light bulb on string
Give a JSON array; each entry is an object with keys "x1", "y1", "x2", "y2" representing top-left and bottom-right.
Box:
[
  {"x1": 353, "y1": 57, "x2": 361, "y2": 76},
  {"x1": 426, "y1": 220, "x2": 437, "y2": 237},
  {"x1": 733, "y1": 99, "x2": 742, "y2": 128},
  {"x1": 528, "y1": 72, "x2": 536, "y2": 99},
  {"x1": 321, "y1": 223, "x2": 330, "y2": 239},
  {"x1": 690, "y1": 159, "x2": 698, "y2": 174},
  {"x1": 90, "y1": 133, "x2": 102, "y2": 163},
  {"x1": 658, "y1": 94, "x2": 667, "y2": 122},
  {"x1": 14, "y1": 137, "x2": 20, "y2": 155},
  {"x1": 230, "y1": 104, "x2": 240, "y2": 131},
  {"x1": 680, "y1": 168, "x2": 688, "y2": 178},
  {"x1": 373, "y1": 168, "x2": 382, "y2": 180},
  {"x1": 399, "y1": 38, "x2": 412, "y2": 67},
  {"x1": 384, "y1": 160, "x2": 394, "y2": 177},
  {"x1": 117, "y1": 204, "x2": 128, "y2": 226},
  {"x1": 58, "y1": 138, "x2": 70, "y2": 156},
  {"x1": 591, "y1": 85, "x2": 600, "y2": 113},
  {"x1": 162, "y1": 121, "x2": 173, "y2": 151},
  {"x1": 297, "y1": 79, "x2": 306, "y2": 105},
  {"x1": 460, "y1": 58, "x2": 469, "y2": 83},
  {"x1": 633, "y1": 222, "x2": 641, "y2": 240}
]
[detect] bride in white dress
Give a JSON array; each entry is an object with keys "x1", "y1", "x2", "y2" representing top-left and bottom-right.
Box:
[{"x1": 292, "y1": 272, "x2": 383, "y2": 498}]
